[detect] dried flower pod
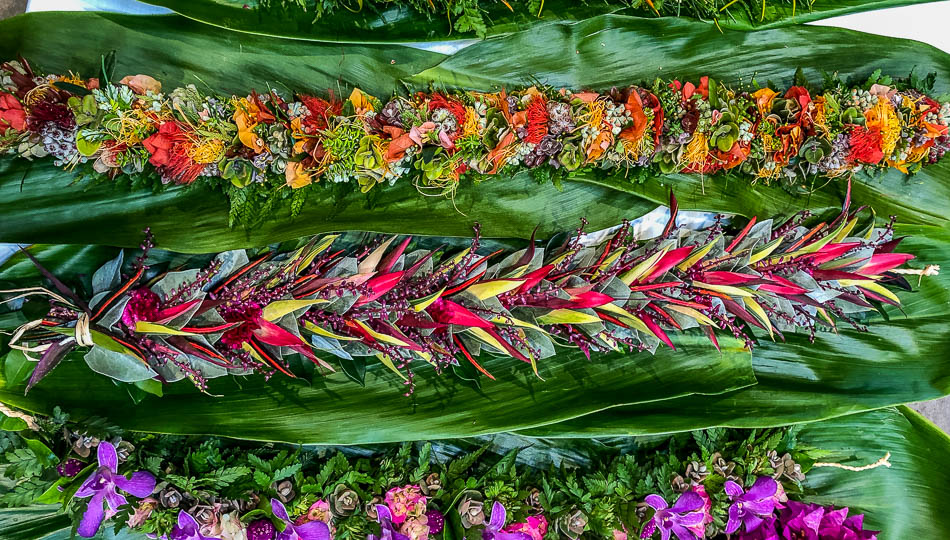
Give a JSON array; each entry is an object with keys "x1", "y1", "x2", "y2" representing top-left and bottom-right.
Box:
[
  {"x1": 421, "y1": 472, "x2": 441, "y2": 495},
  {"x1": 770, "y1": 451, "x2": 806, "y2": 482},
  {"x1": 526, "y1": 488, "x2": 544, "y2": 514},
  {"x1": 685, "y1": 460, "x2": 709, "y2": 483},
  {"x1": 113, "y1": 439, "x2": 135, "y2": 463},
  {"x1": 670, "y1": 474, "x2": 689, "y2": 493},
  {"x1": 273, "y1": 480, "x2": 295, "y2": 503},
  {"x1": 711, "y1": 452, "x2": 739, "y2": 483},
  {"x1": 364, "y1": 496, "x2": 383, "y2": 520},
  {"x1": 555, "y1": 508, "x2": 588, "y2": 539},
  {"x1": 330, "y1": 484, "x2": 360, "y2": 518},
  {"x1": 65, "y1": 430, "x2": 99, "y2": 458},
  {"x1": 458, "y1": 490, "x2": 485, "y2": 528},
  {"x1": 159, "y1": 487, "x2": 182, "y2": 508}
]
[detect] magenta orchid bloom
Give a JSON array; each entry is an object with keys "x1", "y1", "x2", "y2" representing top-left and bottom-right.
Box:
[
  {"x1": 271, "y1": 499, "x2": 331, "y2": 540},
  {"x1": 640, "y1": 492, "x2": 705, "y2": 540},
  {"x1": 170, "y1": 510, "x2": 221, "y2": 540},
  {"x1": 482, "y1": 501, "x2": 533, "y2": 540},
  {"x1": 724, "y1": 476, "x2": 779, "y2": 534},
  {"x1": 368, "y1": 504, "x2": 410, "y2": 540},
  {"x1": 75, "y1": 441, "x2": 156, "y2": 537}
]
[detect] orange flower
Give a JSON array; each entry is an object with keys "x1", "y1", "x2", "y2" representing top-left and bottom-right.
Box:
[
  {"x1": 752, "y1": 88, "x2": 778, "y2": 118},
  {"x1": 285, "y1": 161, "x2": 313, "y2": 189},
  {"x1": 618, "y1": 91, "x2": 648, "y2": 144},
  {"x1": 233, "y1": 98, "x2": 268, "y2": 154}
]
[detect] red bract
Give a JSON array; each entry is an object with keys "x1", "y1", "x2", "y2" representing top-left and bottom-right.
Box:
[
  {"x1": 848, "y1": 125, "x2": 884, "y2": 164},
  {"x1": 0, "y1": 92, "x2": 26, "y2": 134}
]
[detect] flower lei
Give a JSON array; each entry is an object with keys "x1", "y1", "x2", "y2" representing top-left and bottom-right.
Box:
[
  {"x1": 1, "y1": 58, "x2": 947, "y2": 226},
  {"x1": 0, "y1": 409, "x2": 883, "y2": 539},
  {"x1": 1, "y1": 189, "x2": 930, "y2": 395}
]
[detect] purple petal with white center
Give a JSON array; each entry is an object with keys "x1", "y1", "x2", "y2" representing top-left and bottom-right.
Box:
[
  {"x1": 115, "y1": 471, "x2": 156, "y2": 498},
  {"x1": 74, "y1": 471, "x2": 101, "y2": 498},
  {"x1": 77, "y1": 492, "x2": 106, "y2": 538},
  {"x1": 747, "y1": 476, "x2": 778, "y2": 500},
  {"x1": 670, "y1": 492, "x2": 703, "y2": 513},
  {"x1": 488, "y1": 501, "x2": 507, "y2": 530},
  {"x1": 97, "y1": 441, "x2": 118, "y2": 471},
  {"x1": 645, "y1": 494, "x2": 668, "y2": 511},
  {"x1": 726, "y1": 504, "x2": 741, "y2": 534},
  {"x1": 271, "y1": 498, "x2": 291, "y2": 522},
  {"x1": 104, "y1": 489, "x2": 128, "y2": 512},
  {"x1": 724, "y1": 480, "x2": 744, "y2": 499}
]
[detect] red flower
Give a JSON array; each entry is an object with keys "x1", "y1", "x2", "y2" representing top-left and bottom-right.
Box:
[
  {"x1": 142, "y1": 121, "x2": 206, "y2": 184},
  {"x1": 299, "y1": 93, "x2": 342, "y2": 133},
  {"x1": 0, "y1": 92, "x2": 26, "y2": 134},
  {"x1": 848, "y1": 125, "x2": 884, "y2": 164},
  {"x1": 524, "y1": 96, "x2": 549, "y2": 144},
  {"x1": 220, "y1": 303, "x2": 263, "y2": 349}
]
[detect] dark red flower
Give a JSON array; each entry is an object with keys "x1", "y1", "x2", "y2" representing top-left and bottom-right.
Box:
[
  {"x1": 219, "y1": 302, "x2": 263, "y2": 349},
  {"x1": 299, "y1": 93, "x2": 342, "y2": 133}
]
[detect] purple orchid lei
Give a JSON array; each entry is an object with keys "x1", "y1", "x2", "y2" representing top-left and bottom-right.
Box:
[
  {"x1": 640, "y1": 492, "x2": 706, "y2": 540},
  {"x1": 725, "y1": 476, "x2": 779, "y2": 535},
  {"x1": 74, "y1": 441, "x2": 156, "y2": 538}
]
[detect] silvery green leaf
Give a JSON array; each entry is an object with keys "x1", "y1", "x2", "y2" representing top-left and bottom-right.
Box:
[
  {"x1": 92, "y1": 251, "x2": 123, "y2": 296},
  {"x1": 152, "y1": 269, "x2": 200, "y2": 299},
  {"x1": 310, "y1": 334, "x2": 353, "y2": 361},
  {"x1": 84, "y1": 346, "x2": 157, "y2": 383},
  {"x1": 207, "y1": 250, "x2": 249, "y2": 290}
]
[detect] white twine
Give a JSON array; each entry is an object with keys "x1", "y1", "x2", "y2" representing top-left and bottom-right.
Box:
[{"x1": 813, "y1": 452, "x2": 892, "y2": 472}]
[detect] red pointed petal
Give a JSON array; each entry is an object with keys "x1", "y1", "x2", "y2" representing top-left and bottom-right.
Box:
[
  {"x1": 642, "y1": 246, "x2": 694, "y2": 283},
  {"x1": 859, "y1": 253, "x2": 915, "y2": 275}
]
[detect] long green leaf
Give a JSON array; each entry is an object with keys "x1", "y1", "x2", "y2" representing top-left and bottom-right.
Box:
[
  {"x1": 137, "y1": 0, "x2": 943, "y2": 42},
  {"x1": 3, "y1": 14, "x2": 950, "y2": 250},
  {"x1": 0, "y1": 334, "x2": 754, "y2": 444},
  {"x1": 0, "y1": 505, "x2": 70, "y2": 540}
]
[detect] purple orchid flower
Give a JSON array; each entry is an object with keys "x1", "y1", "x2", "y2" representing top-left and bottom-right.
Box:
[
  {"x1": 724, "y1": 476, "x2": 779, "y2": 534},
  {"x1": 75, "y1": 441, "x2": 156, "y2": 538},
  {"x1": 640, "y1": 492, "x2": 705, "y2": 540},
  {"x1": 482, "y1": 502, "x2": 532, "y2": 540},
  {"x1": 271, "y1": 499, "x2": 331, "y2": 540},
  {"x1": 170, "y1": 510, "x2": 221, "y2": 540},
  {"x1": 367, "y1": 504, "x2": 410, "y2": 540},
  {"x1": 779, "y1": 501, "x2": 824, "y2": 540}
]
